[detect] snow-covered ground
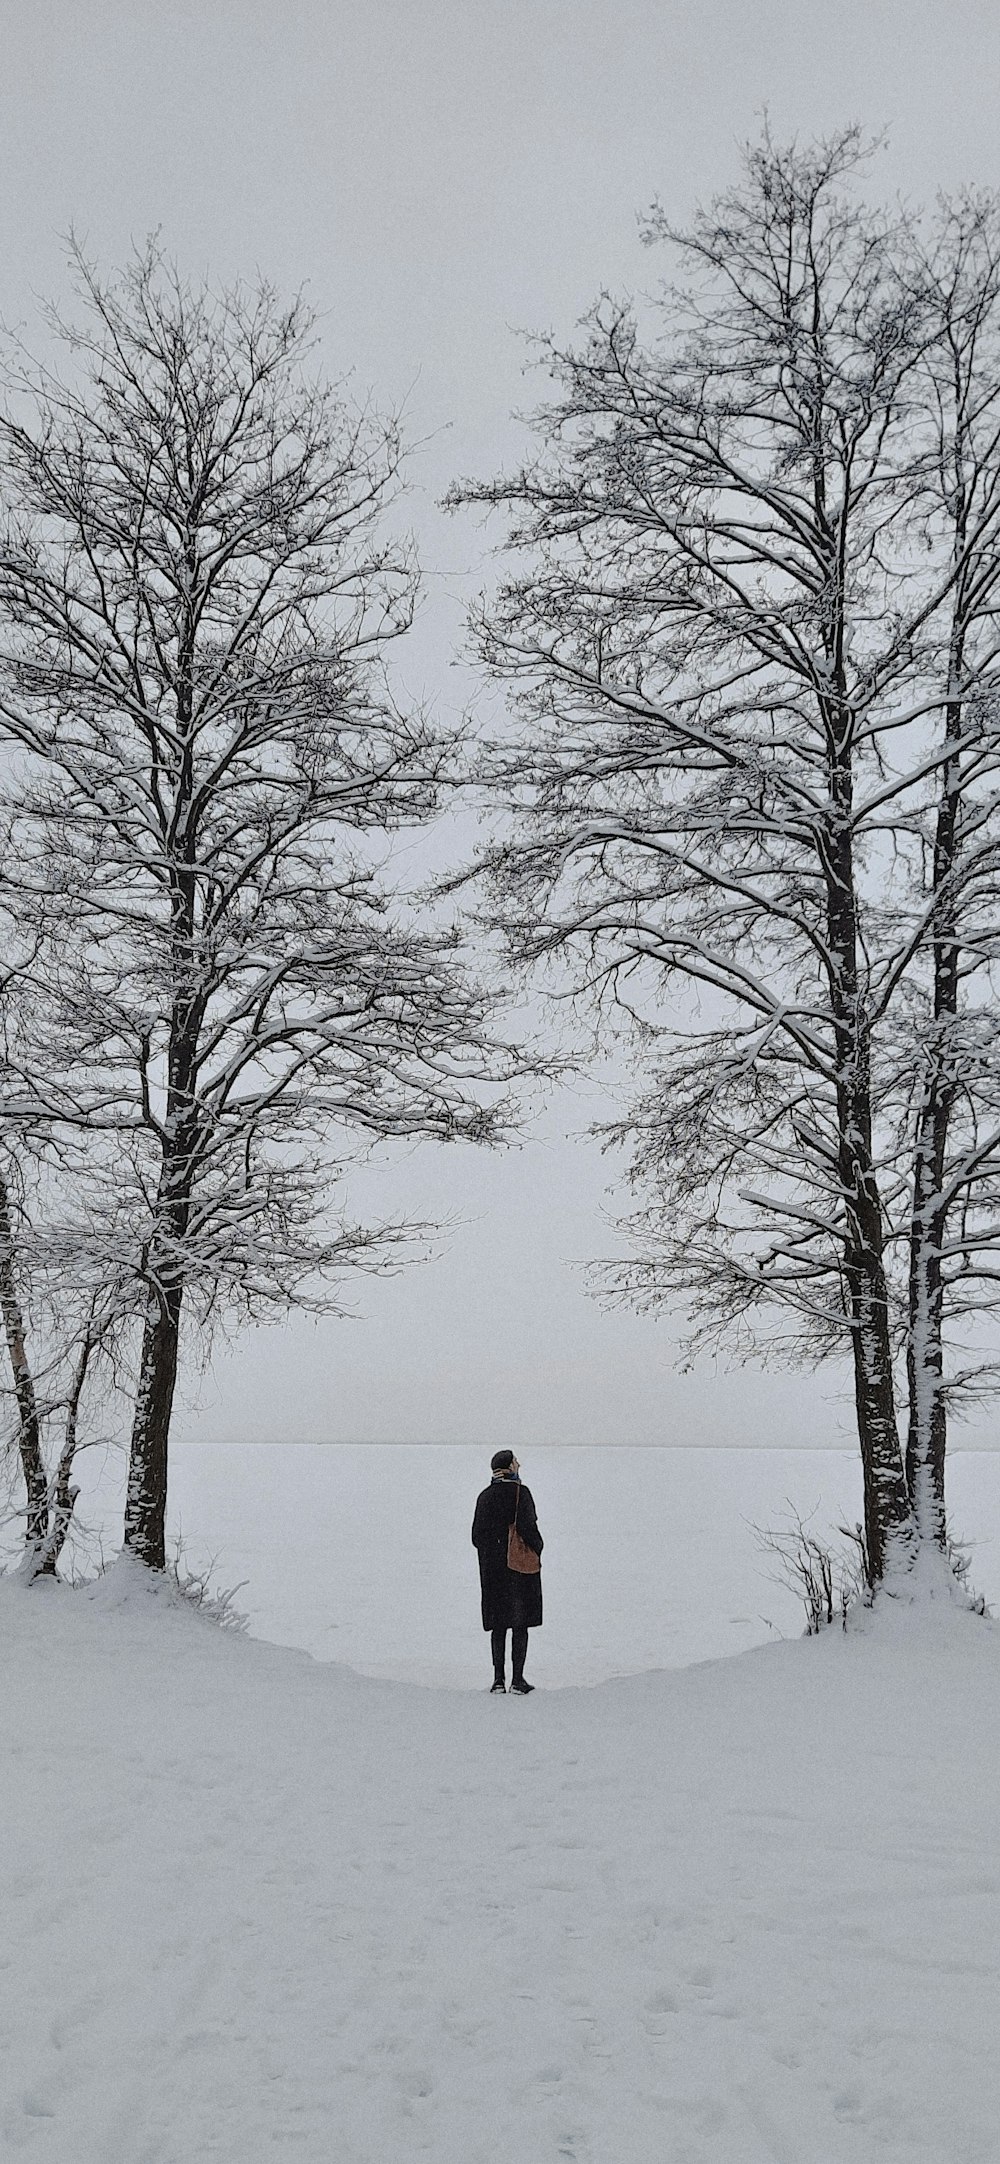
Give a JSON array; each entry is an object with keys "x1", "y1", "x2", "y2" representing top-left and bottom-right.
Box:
[
  {"x1": 2, "y1": 1565, "x2": 1000, "y2": 2162},
  {"x1": 53, "y1": 1439, "x2": 1000, "y2": 1681}
]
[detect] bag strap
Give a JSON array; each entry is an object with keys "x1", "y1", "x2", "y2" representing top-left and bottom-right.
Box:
[{"x1": 512, "y1": 1480, "x2": 520, "y2": 1532}]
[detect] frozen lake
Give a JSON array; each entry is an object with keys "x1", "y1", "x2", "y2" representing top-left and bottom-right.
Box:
[{"x1": 48, "y1": 1441, "x2": 1000, "y2": 1687}]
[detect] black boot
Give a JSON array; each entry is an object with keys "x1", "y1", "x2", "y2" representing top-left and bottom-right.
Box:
[{"x1": 510, "y1": 1626, "x2": 532, "y2": 1692}]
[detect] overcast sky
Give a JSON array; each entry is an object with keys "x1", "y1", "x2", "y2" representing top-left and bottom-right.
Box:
[{"x1": 3, "y1": 0, "x2": 1000, "y2": 1449}]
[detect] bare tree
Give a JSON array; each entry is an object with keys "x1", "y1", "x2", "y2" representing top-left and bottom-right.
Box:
[
  {"x1": 0, "y1": 244, "x2": 507, "y2": 1571},
  {"x1": 0, "y1": 1131, "x2": 114, "y2": 1578},
  {"x1": 0, "y1": 915, "x2": 110, "y2": 1578},
  {"x1": 0, "y1": 1156, "x2": 46, "y2": 1559},
  {"x1": 454, "y1": 132, "x2": 1000, "y2": 1586},
  {"x1": 895, "y1": 201, "x2": 1000, "y2": 1544}
]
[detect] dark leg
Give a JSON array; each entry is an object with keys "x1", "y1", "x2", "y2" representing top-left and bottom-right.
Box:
[
  {"x1": 511, "y1": 1627, "x2": 528, "y2": 1686},
  {"x1": 491, "y1": 1627, "x2": 507, "y2": 1684}
]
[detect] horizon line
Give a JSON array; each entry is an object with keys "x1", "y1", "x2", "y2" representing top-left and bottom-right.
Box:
[{"x1": 171, "y1": 1437, "x2": 1000, "y2": 1454}]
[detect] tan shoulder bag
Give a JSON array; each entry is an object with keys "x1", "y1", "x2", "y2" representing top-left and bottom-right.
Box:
[{"x1": 507, "y1": 1481, "x2": 541, "y2": 1574}]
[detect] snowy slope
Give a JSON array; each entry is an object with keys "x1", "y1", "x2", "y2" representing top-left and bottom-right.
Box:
[
  {"x1": 60, "y1": 1437, "x2": 1000, "y2": 1681},
  {"x1": 48, "y1": 1439, "x2": 1000, "y2": 1683},
  {"x1": 2, "y1": 1568, "x2": 999, "y2": 2163}
]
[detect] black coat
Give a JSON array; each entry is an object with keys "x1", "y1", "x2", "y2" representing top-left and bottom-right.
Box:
[{"x1": 471, "y1": 1477, "x2": 543, "y2": 1631}]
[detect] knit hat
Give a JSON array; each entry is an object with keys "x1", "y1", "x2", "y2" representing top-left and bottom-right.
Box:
[{"x1": 490, "y1": 1448, "x2": 515, "y2": 1472}]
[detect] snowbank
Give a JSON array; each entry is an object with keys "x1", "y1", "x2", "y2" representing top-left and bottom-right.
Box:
[{"x1": 2, "y1": 1568, "x2": 999, "y2": 2162}]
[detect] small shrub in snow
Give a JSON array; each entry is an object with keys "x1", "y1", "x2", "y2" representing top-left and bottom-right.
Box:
[
  {"x1": 43, "y1": 1536, "x2": 251, "y2": 1631},
  {"x1": 166, "y1": 1538, "x2": 249, "y2": 1632},
  {"x1": 759, "y1": 1510, "x2": 990, "y2": 1631},
  {"x1": 946, "y1": 1537, "x2": 989, "y2": 1618},
  {"x1": 756, "y1": 1510, "x2": 870, "y2": 1634}
]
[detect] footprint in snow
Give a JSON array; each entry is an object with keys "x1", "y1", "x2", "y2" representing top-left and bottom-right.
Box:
[
  {"x1": 643, "y1": 1986, "x2": 680, "y2": 2033},
  {"x1": 22, "y1": 2093, "x2": 56, "y2": 2119},
  {"x1": 832, "y1": 2087, "x2": 866, "y2": 2122}
]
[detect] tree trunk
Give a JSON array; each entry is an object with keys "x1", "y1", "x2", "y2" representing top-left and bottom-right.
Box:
[
  {"x1": 839, "y1": 1100, "x2": 915, "y2": 1581},
  {"x1": 33, "y1": 1332, "x2": 92, "y2": 1575},
  {"x1": 822, "y1": 695, "x2": 914, "y2": 1582},
  {"x1": 123, "y1": 1282, "x2": 183, "y2": 1571},
  {"x1": 0, "y1": 1163, "x2": 50, "y2": 1568},
  {"x1": 905, "y1": 1105, "x2": 949, "y2": 1546},
  {"x1": 905, "y1": 659, "x2": 963, "y2": 1548},
  {"x1": 124, "y1": 778, "x2": 199, "y2": 1571}
]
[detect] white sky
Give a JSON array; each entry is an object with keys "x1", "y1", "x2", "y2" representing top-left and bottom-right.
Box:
[{"x1": 3, "y1": 0, "x2": 1000, "y2": 1448}]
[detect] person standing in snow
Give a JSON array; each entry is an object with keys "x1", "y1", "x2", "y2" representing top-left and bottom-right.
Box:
[{"x1": 471, "y1": 1448, "x2": 543, "y2": 1694}]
